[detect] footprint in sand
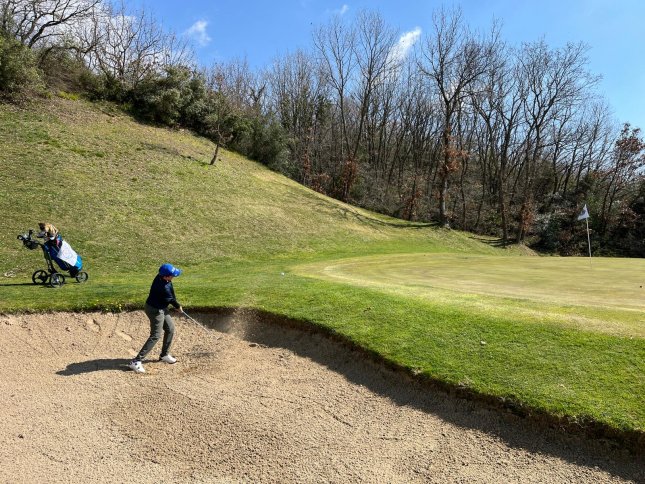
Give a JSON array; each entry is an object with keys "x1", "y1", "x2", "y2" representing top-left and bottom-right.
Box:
[
  {"x1": 85, "y1": 318, "x2": 101, "y2": 332},
  {"x1": 115, "y1": 331, "x2": 132, "y2": 341}
]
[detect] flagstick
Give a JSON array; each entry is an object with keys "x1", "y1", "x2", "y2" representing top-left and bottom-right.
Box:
[{"x1": 585, "y1": 217, "x2": 592, "y2": 268}]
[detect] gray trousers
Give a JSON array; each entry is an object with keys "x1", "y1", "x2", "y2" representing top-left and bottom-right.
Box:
[{"x1": 134, "y1": 303, "x2": 175, "y2": 361}]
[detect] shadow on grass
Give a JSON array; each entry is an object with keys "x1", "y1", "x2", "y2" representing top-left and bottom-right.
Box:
[
  {"x1": 191, "y1": 308, "x2": 642, "y2": 481},
  {"x1": 0, "y1": 282, "x2": 41, "y2": 287},
  {"x1": 336, "y1": 205, "x2": 438, "y2": 229},
  {"x1": 469, "y1": 235, "x2": 509, "y2": 248},
  {"x1": 57, "y1": 358, "x2": 131, "y2": 376}
]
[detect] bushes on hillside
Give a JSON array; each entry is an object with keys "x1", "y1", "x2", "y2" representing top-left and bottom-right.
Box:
[
  {"x1": 0, "y1": 35, "x2": 42, "y2": 100},
  {"x1": 230, "y1": 113, "x2": 289, "y2": 174},
  {"x1": 129, "y1": 67, "x2": 207, "y2": 126}
]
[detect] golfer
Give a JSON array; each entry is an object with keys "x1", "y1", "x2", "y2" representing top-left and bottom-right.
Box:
[{"x1": 128, "y1": 263, "x2": 183, "y2": 374}]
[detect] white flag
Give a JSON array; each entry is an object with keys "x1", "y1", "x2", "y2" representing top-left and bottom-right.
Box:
[{"x1": 577, "y1": 204, "x2": 590, "y2": 221}]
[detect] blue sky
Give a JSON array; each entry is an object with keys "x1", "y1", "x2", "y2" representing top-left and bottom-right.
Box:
[{"x1": 139, "y1": 1, "x2": 644, "y2": 130}]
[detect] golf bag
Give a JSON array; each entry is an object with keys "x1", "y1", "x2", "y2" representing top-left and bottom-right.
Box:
[{"x1": 17, "y1": 229, "x2": 88, "y2": 288}]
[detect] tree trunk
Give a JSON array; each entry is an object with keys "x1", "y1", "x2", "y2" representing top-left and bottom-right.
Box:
[
  {"x1": 439, "y1": 174, "x2": 450, "y2": 228},
  {"x1": 210, "y1": 142, "x2": 220, "y2": 165}
]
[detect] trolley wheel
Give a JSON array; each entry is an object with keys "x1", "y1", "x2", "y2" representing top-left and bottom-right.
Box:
[
  {"x1": 50, "y1": 273, "x2": 66, "y2": 288},
  {"x1": 32, "y1": 270, "x2": 49, "y2": 285},
  {"x1": 75, "y1": 271, "x2": 89, "y2": 283}
]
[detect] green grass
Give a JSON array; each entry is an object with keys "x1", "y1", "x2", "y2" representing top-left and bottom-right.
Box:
[
  {"x1": 1, "y1": 97, "x2": 643, "y2": 439},
  {"x1": 295, "y1": 253, "x2": 645, "y2": 338}
]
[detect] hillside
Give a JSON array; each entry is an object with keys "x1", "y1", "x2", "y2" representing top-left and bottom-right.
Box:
[{"x1": 0, "y1": 96, "x2": 513, "y2": 282}]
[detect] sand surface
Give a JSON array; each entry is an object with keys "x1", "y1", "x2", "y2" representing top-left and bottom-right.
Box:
[{"x1": 0, "y1": 310, "x2": 642, "y2": 483}]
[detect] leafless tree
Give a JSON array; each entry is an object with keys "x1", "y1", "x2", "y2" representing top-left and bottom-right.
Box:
[
  {"x1": 84, "y1": 1, "x2": 190, "y2": 89},
  {"x1": 267, "y1": 49, "x2": 328, "y2": 184},
  {"x1": 213, "y1": 57, "x2": 261, "y2": 113},
  {"x1": 313, "y1": 14, "x2": 355, "y2": 161},
  {"x1": 1, "y1": 0, "x2": 101, "y2": 48},
  {"x1": 203, "y1": 58, "x2": 267, "y2": 165},
  {"x1": 470, "y1": 41, "x2": 522, "y2": 241},
  {"x1": 350, "y1": 11, "x2": 398, "y2": 158},
  {"x1": 313, "y1": 10, "x2": 402, "y2": 201},
  {"x1": 418, "y1": 7, "x2": 496, "y2": 227},
  {"x1": 569, "y1": 103, "x2": 614, "y2": 194},
  {"x1": 513, "y1": 40, "x2": 598, "y2": 242}
]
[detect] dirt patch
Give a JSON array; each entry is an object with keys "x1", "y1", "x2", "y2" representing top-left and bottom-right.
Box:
[{"x1": 0, "y1": 311, "x2": 642, "y2": 483}]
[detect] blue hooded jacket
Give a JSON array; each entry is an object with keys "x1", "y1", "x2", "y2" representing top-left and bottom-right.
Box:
[{"x1": 146, "y1": 275, "x2": 181, "y2": 310}]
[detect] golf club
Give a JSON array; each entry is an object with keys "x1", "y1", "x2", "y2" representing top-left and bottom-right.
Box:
[{"x1": 181, "y1": 309, "x2": 210, "y2": 333}]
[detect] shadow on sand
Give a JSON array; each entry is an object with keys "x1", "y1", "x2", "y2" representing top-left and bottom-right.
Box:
[
  {"x1": 190, "y1": 308, "x2": 642, "y2": 481},
  {"x1": 57, "y1": 358, "x2": 132, "y2": 376}
]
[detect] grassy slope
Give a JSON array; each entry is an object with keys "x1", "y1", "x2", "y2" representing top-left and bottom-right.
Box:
[{"x1": 1, "y1": 97, "x2": 642, "y2": 437}]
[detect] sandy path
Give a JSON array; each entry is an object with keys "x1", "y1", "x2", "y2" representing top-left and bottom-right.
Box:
[{"x1": 0, "y1": 311, "x2": 641, "y2": 483}]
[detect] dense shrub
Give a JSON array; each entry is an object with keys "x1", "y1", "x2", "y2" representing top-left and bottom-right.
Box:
[
  {"x1": 249, "y1": 117, "x2": 289, "y2": 172},
  {"x1": 129, "y1": 67, "x2": 210, "y2": 127},
  {"x1": 0, "y1": 35, "x2": 43, "y2": 99}
]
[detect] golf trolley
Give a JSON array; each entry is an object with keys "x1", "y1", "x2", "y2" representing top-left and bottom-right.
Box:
[{"x1": 17, "y1": 229, "x2": 88, "y2": 288}]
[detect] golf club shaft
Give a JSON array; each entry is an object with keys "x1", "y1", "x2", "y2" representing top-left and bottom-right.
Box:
[
  {"x1": 181, "y1": 310, "x2": 209, "y2": 332},
  {"x1": 181, "y1": 310, "x2": 198, "y2": 323}
]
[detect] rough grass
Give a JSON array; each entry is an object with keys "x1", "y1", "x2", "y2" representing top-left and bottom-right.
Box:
[{"x1": 0, "y1": 96, "x2": 643, "y2": 441}]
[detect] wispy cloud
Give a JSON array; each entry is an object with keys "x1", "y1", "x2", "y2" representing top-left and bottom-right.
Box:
[
  {"x1": 334, "y1": 4, "x2": 349, "y2": 16},
  {"x1": 390, "y1": 27, "x2": 422, "y2": 62},
  {"x1": 185, "y1": 20, "x2": 211, "y2": 47}
]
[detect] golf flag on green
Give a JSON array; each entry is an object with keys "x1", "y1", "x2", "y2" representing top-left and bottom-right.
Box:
[{"x1": 578, "y1": 204, "x2": 592, "y2": 264}]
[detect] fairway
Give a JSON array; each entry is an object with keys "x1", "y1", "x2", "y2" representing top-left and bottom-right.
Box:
[{"x1": 296, "y1": 254, "x2": 645, "y2": 338}]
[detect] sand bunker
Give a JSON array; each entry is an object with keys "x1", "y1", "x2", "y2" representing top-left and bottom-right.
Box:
[{"x1": 0, "y1": 310, "x2": 641, "y2": 483}]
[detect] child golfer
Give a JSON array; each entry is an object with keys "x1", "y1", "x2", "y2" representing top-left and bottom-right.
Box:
[{"x1": 128, "y1": 263, "x2": 183, "y2": 373}]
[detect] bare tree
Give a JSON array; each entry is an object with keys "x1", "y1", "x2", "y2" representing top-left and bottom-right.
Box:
[
  {"x1": 313, "y1": 14, "x2": 355, "y2": 162},
  {"x1": 471, "y1": 41, "x2": 525, "y2": 242},
  {"x1": 202, "y1": 67, "x2": 227, "y2": 165},
  {"x1": 513, "y1": 40, "x2": 598, "y2": 242},
  {"x1": 384, "y1": 64, "x2": 440, "y2": 218},
  {"x1": 350, "y1": 11, "x2": 398, "y2": 158},
  {"x1": 202, "y1": 59, "x2": 267, "y2": 165},
  {"x1": 84, "y1": 1, "x2": 191, "y2": 90},
  {"x1": 214, "y1": 57, "x2": 259, "y2": 113},
  {"x1": 267, "y1": 49, "x2": 327, "y2": 184},
  {"x1": 418, "y1": 7, "x2": 495, "y2": 227},
  {"x1": 1, "y1": 0, "x2": 101, "y2": 48},
  {"x1": 569, "y1": 103, "x2": 614, "y2": 194},
  {"x1": 313, "y1": 10, "x2": 401, "y2": 201},
  {"x1": 312, "y1": 14, "x2": 358, "y2": 200}
]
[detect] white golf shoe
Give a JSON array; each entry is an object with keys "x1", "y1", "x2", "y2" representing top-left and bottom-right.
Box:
[
  {"x1": 128, "y1": 360, "x2": 145, "y2": 373},
  {"x1": 160, "y1": 354, "x2": 177, "y2": 364}
]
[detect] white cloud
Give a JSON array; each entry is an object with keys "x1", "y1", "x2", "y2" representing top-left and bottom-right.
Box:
[
  {"x1": 390, "y1": 27, "x2": 422, "y2": 62},
  {"x1": 334, "y1": 4, "x2": 349, "y2": 16},
  {"x1": 185, "y1": 20, "x2": 211, "y2": 47}
]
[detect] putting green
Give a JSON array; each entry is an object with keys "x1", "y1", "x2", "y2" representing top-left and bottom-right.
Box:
[{"x1": 295, "y1": 254, "x2": 645, "y2": 338}]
